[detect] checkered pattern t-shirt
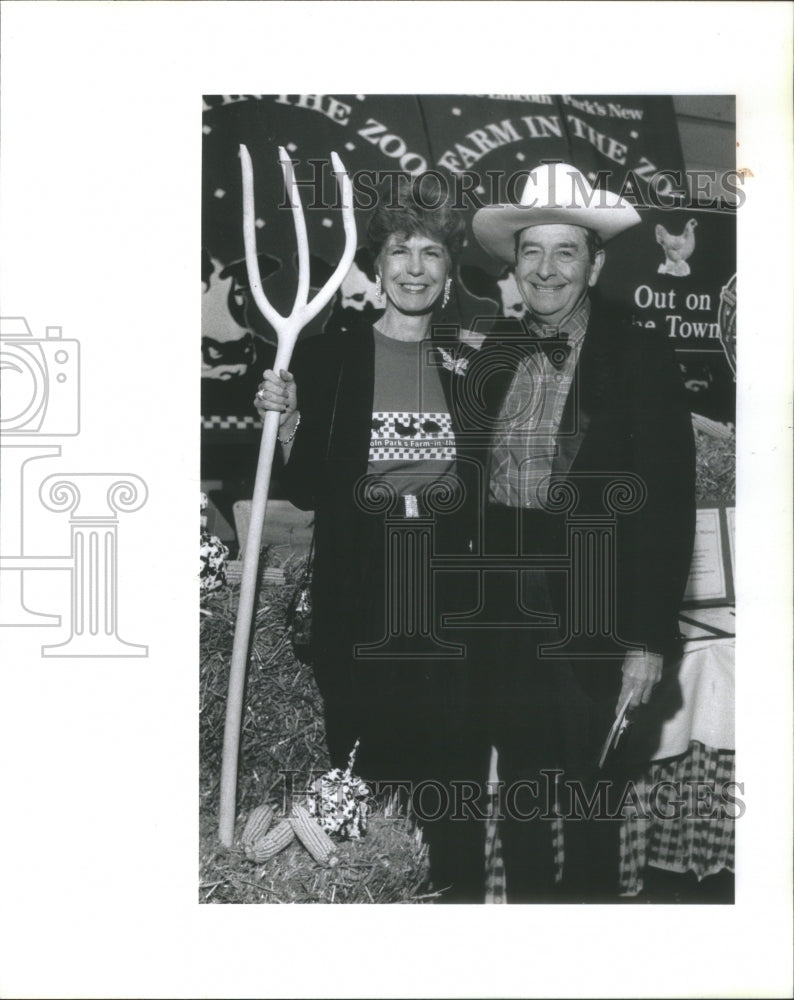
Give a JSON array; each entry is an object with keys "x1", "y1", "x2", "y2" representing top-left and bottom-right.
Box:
[
  {"x1": 367, "y1": 329, "x2": 455, "y2": 495},
  {"x1": 489, "y1": 300, "x2": 589, "y2": 509}
]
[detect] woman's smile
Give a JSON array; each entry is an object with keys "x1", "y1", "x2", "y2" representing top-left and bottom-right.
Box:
[{"x1": 377, "y1": 232, "x2": 449, "y2": 315}]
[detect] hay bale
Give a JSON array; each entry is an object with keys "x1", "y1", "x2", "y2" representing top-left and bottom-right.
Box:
[
  {"x1": 199, "y1": 556, "x2": 431, "y2": 904},
  {"x1": 200, "y1": 811, "x2": 433, "y2": 905},
  {"x1": 694, "y1": 425, "x2": 735, "y2": 503}
]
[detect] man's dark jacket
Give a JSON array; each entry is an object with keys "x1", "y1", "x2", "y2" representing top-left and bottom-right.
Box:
[{"x1": 452, "y1": 299, "x2": 697, "y2": 683}]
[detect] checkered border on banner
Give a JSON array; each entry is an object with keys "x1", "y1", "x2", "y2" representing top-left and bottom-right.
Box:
[{"x1": 202, "y1": 415, "x2": 263, "y2": 430}]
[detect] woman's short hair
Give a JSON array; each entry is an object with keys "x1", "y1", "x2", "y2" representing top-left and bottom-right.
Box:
[{"x1": 367, "y1": 173, "x2": 466, "y2": 259}]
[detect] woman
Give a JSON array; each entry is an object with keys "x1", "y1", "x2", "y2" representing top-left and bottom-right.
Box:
[{"x1": 255, "y1": 175, "x2": 488, "y2": 901}]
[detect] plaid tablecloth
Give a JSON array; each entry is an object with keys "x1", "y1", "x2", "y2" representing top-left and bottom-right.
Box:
[
  {"x1": 619, "y1": 740, "x2": 735, "y2": 896},
  {"x1": 485, "y1": 741, "x2": 736, "y2": 902}
]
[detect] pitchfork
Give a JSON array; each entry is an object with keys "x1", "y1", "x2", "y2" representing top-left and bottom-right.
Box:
[{"x1": 219, "y1": 145, "x2": 357, "y2": 847}]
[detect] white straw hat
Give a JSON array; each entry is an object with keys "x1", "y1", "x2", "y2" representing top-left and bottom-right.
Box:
[{"x1": 472, "y1": 162, "x2": 641, "y2": 264}]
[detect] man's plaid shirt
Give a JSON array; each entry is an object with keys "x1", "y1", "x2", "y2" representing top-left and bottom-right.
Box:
[{"x1": 488, "y1": 299, "x2": 590, "y2": 509}]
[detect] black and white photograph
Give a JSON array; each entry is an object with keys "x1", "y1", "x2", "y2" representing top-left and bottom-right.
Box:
[
  {"x1": 1, "y1": 3, "x2": 792, "y2": 998},
  {"x1": 199, "y1": 93, "x2": 739, "y2": 906}
]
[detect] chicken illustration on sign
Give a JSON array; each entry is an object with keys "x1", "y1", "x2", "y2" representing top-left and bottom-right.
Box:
[{"x1": 656, "y1": 218, "x2": 698, "y2": 277}]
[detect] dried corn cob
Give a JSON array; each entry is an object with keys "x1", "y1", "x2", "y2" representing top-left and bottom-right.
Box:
[
  {"x1": 241, "y1": 804, "x2": 275, "y2": 848},
  {"x1": 290, "y1": 804, "x2": 339, "y2": 866},
  {"x1": 247, "y1": 819, "x2": 295, "y2": 862}
]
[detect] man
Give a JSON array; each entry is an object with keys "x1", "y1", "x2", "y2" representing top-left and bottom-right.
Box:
[{"x1": 465, "y1": 162, "x2": 696, "y2": 900}]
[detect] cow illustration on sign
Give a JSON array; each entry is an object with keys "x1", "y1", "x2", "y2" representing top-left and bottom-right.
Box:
[
  {"x1": 460, "y1": 263, "x2": 528, "y2": 320},
  {"x1": 201, "y1": 251, "x2": 281, "y2": 381},
  {"x1": 655, "y1": 218, "x2": 697, "y2": 276}
]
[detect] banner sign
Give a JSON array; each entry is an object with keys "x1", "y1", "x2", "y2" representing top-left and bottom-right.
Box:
[
  {"x1": 598, "y1": 207, "x2": 736, "y2": 422},
  {"x1": 201, "y1": 94, "x2": 735, "y2": 446}
]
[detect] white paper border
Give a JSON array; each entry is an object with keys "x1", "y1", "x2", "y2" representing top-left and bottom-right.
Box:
[{"x1": 1, "y1": 3, "x2": 791, "y2": 998}]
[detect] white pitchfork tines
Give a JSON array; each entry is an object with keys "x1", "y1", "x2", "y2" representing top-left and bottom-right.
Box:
[{"x1": 219, "y1": 145, "x2": 357, "y2": 848}]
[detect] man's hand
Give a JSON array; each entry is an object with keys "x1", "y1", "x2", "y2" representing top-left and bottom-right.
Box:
[{"x1": 616, "y1": 650, "x2": 663, "y2": 715}]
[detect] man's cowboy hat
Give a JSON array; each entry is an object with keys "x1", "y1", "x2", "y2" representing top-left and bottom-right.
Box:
[{"x1": 473, "y1": 162, "x2": 641, "y2": 264}]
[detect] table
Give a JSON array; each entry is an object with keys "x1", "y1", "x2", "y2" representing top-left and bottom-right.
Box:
[{"x1": 620, "y1": 628, "x2": 735, "y2": 895}]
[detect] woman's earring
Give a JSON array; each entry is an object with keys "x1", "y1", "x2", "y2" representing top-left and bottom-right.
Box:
[
  {"x1": 375, "y1": 274, "x2": 382, "y2": 299},
  {"x1": 442, "y1": 277, "x2": 452, "y2": 308}
]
